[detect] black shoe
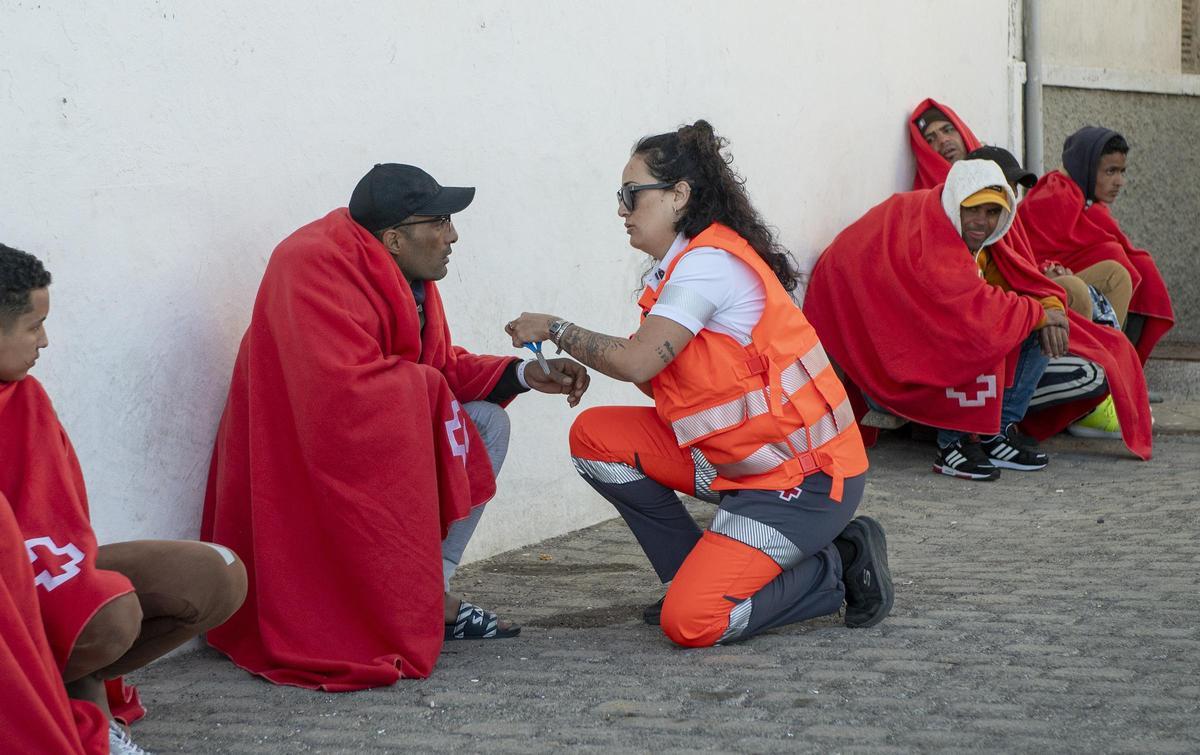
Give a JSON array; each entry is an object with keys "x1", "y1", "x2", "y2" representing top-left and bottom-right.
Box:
[
  {"x1": 981, "y1": 428, "x2": 1048, "y2": 471},
  {"x1": 933, "y1": 437, "x2": 1000, "y2": 481},
  {"x1": 1002, "y1": 422, "x2": 1037, "y2": 449},
  {"x1": 643, "y1": 596, "x2": 664, "y2": 625},
  {"x1": 836, "y1": 516, "x2": 894, "y2": 628}
]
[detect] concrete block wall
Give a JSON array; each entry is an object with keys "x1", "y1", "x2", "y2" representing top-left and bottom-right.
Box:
[{"x1": 1042, "y1": 86, "x2": 1200, "y2": 344}]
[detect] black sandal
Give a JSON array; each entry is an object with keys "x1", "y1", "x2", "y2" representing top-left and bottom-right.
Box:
[{"x1": 444, "y1": 600, "x2": 521, "y2": 640}]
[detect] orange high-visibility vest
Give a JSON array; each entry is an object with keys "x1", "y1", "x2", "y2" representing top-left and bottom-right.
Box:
[{"x1": 640, "y1": 223, "x2": 868, "y2": 500}]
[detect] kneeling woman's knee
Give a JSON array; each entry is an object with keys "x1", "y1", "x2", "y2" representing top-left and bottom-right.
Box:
[
  {"x1": 65, "y1": 592, "x2": 143, "y2": 681},
  {"x1": 659, "y1": 592, "x2": 725, "y2": 649},
  {"x1": 568, "y1": 407, "x2": 606, "y2": 456}
]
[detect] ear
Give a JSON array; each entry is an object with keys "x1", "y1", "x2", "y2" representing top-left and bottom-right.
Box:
[{"x1": 672, "y1": 180, "x2": 691, "y2": 212}]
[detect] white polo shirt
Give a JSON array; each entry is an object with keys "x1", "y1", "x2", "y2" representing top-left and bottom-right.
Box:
[{"x1": 643, "y1": 233, "x2": 766, "y2": 346}]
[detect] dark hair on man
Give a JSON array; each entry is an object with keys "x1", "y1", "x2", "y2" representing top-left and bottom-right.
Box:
[
  {"x1": 0, "y1": 243, "x2": 52, "y2": 328},
  {"x1": 1100, "y1": 134, "x2": 1130, "y2": 156},
  {"x1": 633, "y1": 120, "x2": 800, "y2": 292}
]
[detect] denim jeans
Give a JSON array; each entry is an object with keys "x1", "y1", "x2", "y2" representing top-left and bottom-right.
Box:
[{"x1": 936, "y1": 334, "x2": 1049, "y2": 448}]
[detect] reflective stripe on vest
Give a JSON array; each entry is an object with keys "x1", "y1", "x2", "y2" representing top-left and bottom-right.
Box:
[
  {"x1": 710, "y1": 397, "x2": 855, "y2": 479},
  {"x1": 670, "y1": 342, "x2": 833, "y2": 446}
]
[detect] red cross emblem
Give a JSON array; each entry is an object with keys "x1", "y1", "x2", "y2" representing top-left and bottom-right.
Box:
[{"x1": 25, "y1": 536, "x2": 84, "y2": 592}]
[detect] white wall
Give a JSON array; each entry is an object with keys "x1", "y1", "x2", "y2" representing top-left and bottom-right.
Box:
[{"x1": 1, "y1": 1, "x2": 1013, "y2": 561}]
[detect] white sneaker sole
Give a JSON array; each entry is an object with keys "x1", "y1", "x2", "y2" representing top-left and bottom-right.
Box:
[
  {"x1": 1067, "y1": 424, "x2": 1122, "y2": 439},
  {"x1": 932, "y1": 463, "x2": 999, "y2": 481},
  {"x1": 989, "y1": 458, "x2": 1048, "y2": 471}
]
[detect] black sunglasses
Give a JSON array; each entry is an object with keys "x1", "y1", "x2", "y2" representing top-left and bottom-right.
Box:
[
  {"x1": 617, "y1": 182, "x2": 674, "y2": 212},
  {"x1": 394, "y1": 214, "x2": 453, "y2": 228}
]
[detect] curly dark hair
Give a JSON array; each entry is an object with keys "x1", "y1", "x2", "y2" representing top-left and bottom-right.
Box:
[
  {"x1": 0, "y1": 243, "x2": 51, "y2": 328},
  {"x1": 633, "y1": 120, "x2": 799, "y2": 291}
]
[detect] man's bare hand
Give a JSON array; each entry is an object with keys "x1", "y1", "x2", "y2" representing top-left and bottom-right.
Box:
[
  {"x1": 524, "y1": 357, "x2": 590, "y2": 407},
  {"x1": 1043, "y1": 263, "x2": 1073, "y2": 278},
  {"x1": 1039, "y1": 309, "x2": 1070, "y2": 358}
]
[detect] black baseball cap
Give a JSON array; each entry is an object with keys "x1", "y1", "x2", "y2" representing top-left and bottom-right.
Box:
[
  {"x1": 349, "y1": 163, "x2": 475, "y2": 233},
  {"x1": 965, "y1": 146, "x2": 1038, "y2": 189}
]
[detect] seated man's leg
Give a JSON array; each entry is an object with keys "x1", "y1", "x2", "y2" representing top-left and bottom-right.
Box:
[
  {"x1": 569, "y1": 406, "x2": 714, "y2": 584},
  {"x1": 441, "y1": 401, "x2": 511, "y2": 590},
  {"x1": 1029, "y1": 357, "x2": 1108, "y2": 411},
  {"x1": 63, "y1": 592, "x2": 143, "y2": 717},
  {"x1": 91, "y1": 540, "x2": 247, "y2": 678},
  {"x1": 660, "y1": 472, "x2": 865, "y2": 648},
  {"x1": 63, "y1": 540, "x2": 245, "y2": 716},
  {"x1": 1074, "y1": 260, "x2": 1132, "y2": 327},
  {"x1": 1051, "y1": 274, "x2": 1093, "y2": 319},
  {"x1": 981, "y1": 335, "x2": 1051, "y2": 470}
]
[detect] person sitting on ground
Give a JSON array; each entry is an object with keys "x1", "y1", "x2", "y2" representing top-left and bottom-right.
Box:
[
  {"x1": 1019, "y1": 127, "x2": 1174, "y2": 367},
  {"x1": 0, "y1": 243, "x2": 248, "y2": 754},
  {"x1": 964, "y1": 146, "x2": 1142, "y2": 441},
  {"x1": 804, "y1": 159, "x2": 1153, "y2": 482},
  {"x1": 1, "y1": 491, "x2": 109, "y2": 755},
  {"x1": 507, "y1": 120, "x2": 892, "y2": 648},
  {"x1": 202, "y1": 164, "x2": 590, "y2": 691},
  {"x1": 909, "y1": 98, "x2": 981, "y2": 190}
]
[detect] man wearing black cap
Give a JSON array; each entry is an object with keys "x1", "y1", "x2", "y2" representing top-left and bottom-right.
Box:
[{"x1": 201, "y1": 164, "x2": 591, "y2": 689}]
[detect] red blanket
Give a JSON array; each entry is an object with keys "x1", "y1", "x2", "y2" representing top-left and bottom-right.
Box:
[
  {"x1": 1019, "y1": 171, "x2": 1174, "y2": 362},
  {"x1": 202, "y1": 208, "x2": 509, "y2": 691},
  {"x1": 1000, "y1": 215, "x2": 1152, "y2": 456},
  {"x1": 0, "y1": 491, "x2": 110, "y2": 755},
  {"x1": 909, "y1": 98, "x2": 982, "y2": 191},
  {"x1": 0, "y1": 376, "x2": 146, "y2": 724},
  {"x1": 804, "y1": 187, "x2": 1152, "y2": 458}
]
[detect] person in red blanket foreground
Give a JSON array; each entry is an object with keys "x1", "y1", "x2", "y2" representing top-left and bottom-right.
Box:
[
  {"x1": 0, "y1": 243, "x2": 248, "y2": 754},
  {"x1": 1019, "y1": 126, "x2": 1175, "y2": 435},
  {"x1": 805, "y1": 159, "x2": 1152, "y2": 482},
  {"x1": 202, "y1": 164, "x2": 590, "y2": 692}
]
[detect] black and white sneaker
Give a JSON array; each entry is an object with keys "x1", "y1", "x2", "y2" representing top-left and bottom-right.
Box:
[
  {"x1": 933, "y1": 437, "x2": 1000, "y2": 481},
  {"x1": 836, "y1": 516, "x2": 894, "y2": 628},
  {"x1": 981, "y1": 429, "x2": 1049, "y2": 471}
]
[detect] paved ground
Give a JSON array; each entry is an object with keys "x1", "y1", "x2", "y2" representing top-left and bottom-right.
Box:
[{"x1": 129, "y1": 413, "x2": 1200, "y2": 754}]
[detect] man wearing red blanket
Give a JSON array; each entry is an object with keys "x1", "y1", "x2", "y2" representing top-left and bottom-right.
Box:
[
  {"x1": 1020, "y1": 126, "x2": 1174, "y2": 366},
  {"x1": 1, "y1": 491, "x2": 110, "y2": 755},
  {"x1": 806, "y1": 159, "x2": 1153, "y2": 481},
  {"x1": 202, "y1": 163, "x2": 589, "y2": 691},
  {"x1": 909, "y1": 98, "x2": 980, "y2": 191},
  {"x1": 1, "y1": 244, "x2": 248, "y2": 754},
  {"x1": 907, "y1": 102, "x2": 1151, "y2": 444}
]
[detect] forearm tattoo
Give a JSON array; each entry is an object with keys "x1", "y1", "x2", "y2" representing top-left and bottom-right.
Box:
[
  {"x1": 558, "y1": 324, "x2": 630, "y2": 379},
  {"x1": 656, "y1": 340, "x2": 676, "y2": 364}
]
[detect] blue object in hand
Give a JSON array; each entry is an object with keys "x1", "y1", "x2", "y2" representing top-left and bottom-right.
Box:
[{"x1": 523, "y1": 342, "x2": 551, "y2": 377}]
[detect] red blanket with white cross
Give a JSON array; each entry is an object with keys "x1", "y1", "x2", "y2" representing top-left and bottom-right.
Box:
[
  {"x1": 202, "y1": 208, "x2": 508, "y2": 691},
  {"x1": 0, "y1": 376, "x2": 145, "y2": 724},
  {"x1": 804, "y1": 187, "x2": 1152, "y2": 459},
  {"x1": 0, "y1": 490, "x2": 110, "y2": 754}
]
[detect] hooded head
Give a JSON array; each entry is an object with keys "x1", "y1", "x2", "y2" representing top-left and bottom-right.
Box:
[
  {"x1": 941, "y1": 159, "x2": 1017, "y2": 251},
  {"x1": 1062, "y1": 126, "x2": 1128, "y2": 203}
]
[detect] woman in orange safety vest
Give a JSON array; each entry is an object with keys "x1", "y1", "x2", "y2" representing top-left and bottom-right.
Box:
[{"x1": 506, "y1": 120, "x2": 893, "y2": 647}]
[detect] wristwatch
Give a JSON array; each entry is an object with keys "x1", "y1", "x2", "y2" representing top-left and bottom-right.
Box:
[{"x1": 548, "y1": 318, "x2": 571, "y2": 343}]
